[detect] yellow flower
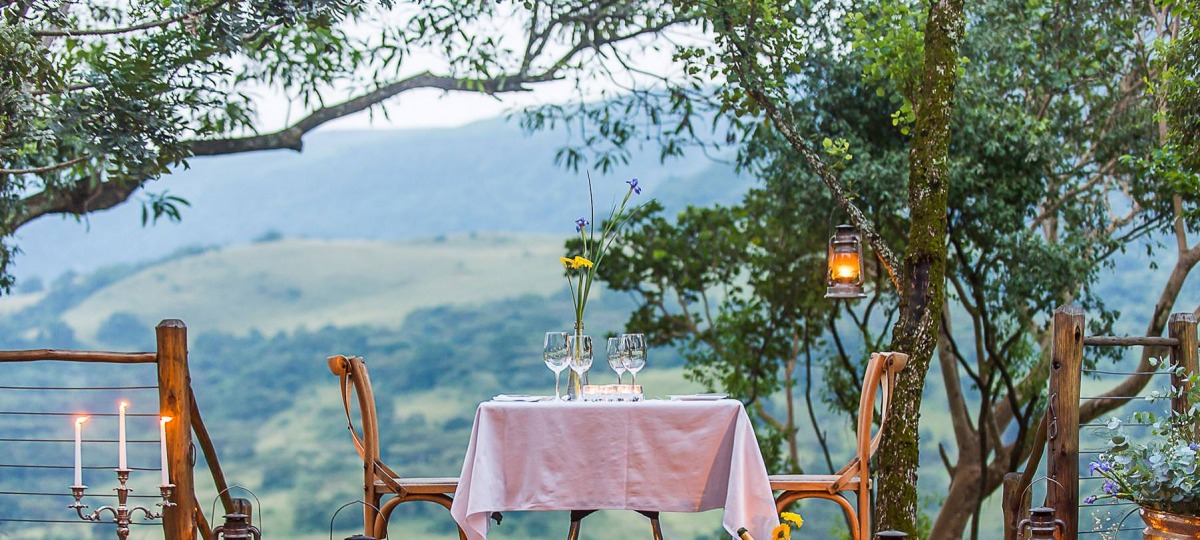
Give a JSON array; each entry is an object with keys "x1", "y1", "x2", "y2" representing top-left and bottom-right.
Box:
[
  {"x1": 572, "y1": 256, "x2": 594, "y2": 268},
  {"x1": 771, "y1": 523, "x2": 790, "y2": 540},
  {"x1": 560, "y1": 257, "x2": 575, "y2": 268},
  {"x1": 781, "y1": 512, "x2": 803, "y2": 528}
]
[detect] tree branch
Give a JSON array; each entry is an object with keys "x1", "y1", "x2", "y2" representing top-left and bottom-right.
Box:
[
  {"x1": 32, "y1": 0, "x2": 236, "y2": 38},
  {"x1": 755, "y1": 99, "x2": 902, "y2": 289},
  {"x1": 15, "y1": 176, "x2": 141, "y2": 229},
  {"x1": 0, "y1": 155, "x2": 89, "y2": 176},
  {"x1": 191, "y1": 71, "x2": 551, "y2": 156},
  {"x1": 1079, "y1": 243, "x2": 1200, "y2": 422},
  {"x1": 938, "y1": 307, "x2": 979, "y2": 453}
]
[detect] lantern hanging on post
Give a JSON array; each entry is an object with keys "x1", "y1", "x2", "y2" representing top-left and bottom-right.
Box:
[{"x1": 825, "y1": 224, "x2": 867, "y2": 299}]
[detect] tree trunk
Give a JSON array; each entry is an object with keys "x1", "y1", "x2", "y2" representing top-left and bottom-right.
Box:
[
  {"x1": 930, "y1": 464, "x2": 983, "y2": 539},
  {"x1": 875, "y1": 0, "x2": 965, "y2": 534}
]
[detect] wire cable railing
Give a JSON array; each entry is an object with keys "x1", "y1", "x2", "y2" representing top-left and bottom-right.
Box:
[
  {"x1": 1002, "y1": 307, "x2": 1198, "y2": 540},
  {"x1": 0, "y1": 324, "x2": 226, "y2": 539},
  {"x1": 0, "y1": 380, "x2": 170, "y2": 535}
]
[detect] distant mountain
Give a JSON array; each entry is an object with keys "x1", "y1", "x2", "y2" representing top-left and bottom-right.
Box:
[{"x1": 10, "y1": 116, "x2": 753, "y2": 284}]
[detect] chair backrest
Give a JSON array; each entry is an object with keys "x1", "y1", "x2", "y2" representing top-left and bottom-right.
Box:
[
  {"x1": 835, "y1": 351, "x2": 908, "y2": 490},
  {"x1": 328, "y1": 355, "x2": 387, "y2": 485}
]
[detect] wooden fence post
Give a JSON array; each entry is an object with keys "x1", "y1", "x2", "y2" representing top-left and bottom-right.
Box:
[
  {"x1": 1169, "y1": 312, "x2": 1199, "y2": 416},
  {"x1": 1001, "y1": 472, "x2": 1030, "y2": 540},
  {"x1": 157, "y1": 319, "x2": 196, "y2": 539},
  {"x1": 1046, "y1": 305, "x2": 1083, "y2": 540}
]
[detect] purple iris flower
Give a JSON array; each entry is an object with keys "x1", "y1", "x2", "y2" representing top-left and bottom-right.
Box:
[
  {"x1": 575, "y1": 217, "x2": 589, "y2": 232},
  {"x1": 1103, "y1": 480, "x2": 1118, "y2": 495},
  {"x1": 1084, "y1": 495, "x2": 1098, "y2": 504},
  {"x1": 1089, "y1": 461, "x2": 1110, "y2": 475},
  {"x1": 627, "y1": 178, "x2": 642, "y2": 194},
  {"x1": 1191, "y1": 442, "x2": 1199, "y2": 451}
]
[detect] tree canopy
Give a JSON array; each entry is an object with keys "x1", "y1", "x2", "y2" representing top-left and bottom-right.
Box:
[
  {"x1": 0, "y1": 0, "x2": 693, "y2": 291},
  {"x1": 581, "y1": 0, "x2": 1197, "y2": 536}
]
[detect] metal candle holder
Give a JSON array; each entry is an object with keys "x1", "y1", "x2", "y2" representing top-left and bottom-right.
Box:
[{"x1": 69, "y1": 468, "x2": 175, "y2": 539}]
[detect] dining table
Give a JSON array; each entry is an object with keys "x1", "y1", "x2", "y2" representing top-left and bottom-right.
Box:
[{"x1": 449, "y1": 397, "x2": 780, "y2": 539}]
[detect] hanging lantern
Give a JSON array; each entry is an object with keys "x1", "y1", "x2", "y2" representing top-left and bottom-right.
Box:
[
  {"x1": 213, "y1": 496, "x2": 262, "y2": 540},
  {"x1": 825, "y1": 224, "x2": 867, "y2": 299},
  {"x1": 1016, "y1": 506, "x2": 1066, "y2": 540}
]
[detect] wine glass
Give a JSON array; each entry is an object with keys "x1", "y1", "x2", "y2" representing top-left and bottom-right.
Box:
[
  {"x1": 543, "y1": 332, "x2": 570, "y2": 400},
  {"x1": 567, "y1": 334, "x2": 593, "y2": 397},
  {"x1": 621, "y1": 333, "x2": 646, "y2": 386},
  {"x1": 606, "y1": 337, "x2": 627, "y2": 384}
]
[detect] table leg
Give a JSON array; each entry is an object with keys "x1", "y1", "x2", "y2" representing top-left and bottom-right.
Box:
[
  {"x1": 567, "y1": 510, "x2": 597, "y2": 540},
  {"x1": 636, "y1": 511, "x2": 664, "y2": 540},
  {"x1": 567, "y1": 510, "x2": 663, "y2": 540}
]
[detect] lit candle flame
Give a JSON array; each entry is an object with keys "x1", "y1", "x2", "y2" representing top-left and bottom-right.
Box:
[{"x1": 76, "y1": 416, "x2": 89, "y2": 425}]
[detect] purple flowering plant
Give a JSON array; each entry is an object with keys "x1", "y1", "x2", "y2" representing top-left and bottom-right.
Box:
[
  {"x1": 1086, "y1": 358, "x2": 1200, "y2": 514},
  {"x1": 560, "y1": 176, "x2": 645, "y2": 332}
]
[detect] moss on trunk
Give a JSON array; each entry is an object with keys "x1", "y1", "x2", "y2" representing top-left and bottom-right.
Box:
[{"x1": 875, "y1": 0, "x2": 965, "y2": 534}]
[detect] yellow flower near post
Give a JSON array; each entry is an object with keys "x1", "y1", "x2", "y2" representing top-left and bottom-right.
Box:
[
  {"x1": 560, "y1": 257, "x2": 575, "y2": 268},
  {"x1": 781, "y1": 512, "x2": 803, "y2": 529},
  {"x1": 572, "y1": 256, "x2": 593, "y2": 268},
  {"x1": 739, "y1": 512, "x2": 800, "y2": 540}
]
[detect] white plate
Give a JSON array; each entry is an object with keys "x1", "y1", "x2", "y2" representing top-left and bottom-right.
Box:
[
  {"x1": 492, "y1": 394, "x2": 555, "y2": 402},
  {"x1": 668, "y1": 393, "x2": 729, "y2": 401}
]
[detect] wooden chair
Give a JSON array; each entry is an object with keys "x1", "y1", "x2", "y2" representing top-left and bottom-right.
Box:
[
  {"x1": 769, "y1": 351, "x2": 908, "y2": 540},
  {"x1": 328, "y1": 354, "x2": 466, "y2": 540}
]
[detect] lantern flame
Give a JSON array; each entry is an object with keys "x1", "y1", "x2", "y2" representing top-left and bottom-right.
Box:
[{"x1": 830, "y1": 251, "x2": 861, "y2": 282}]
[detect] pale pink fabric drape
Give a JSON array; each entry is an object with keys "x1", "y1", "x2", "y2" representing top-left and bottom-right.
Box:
[{"x1": 450, "y1": 400, "x2": 779, "y2": 539}]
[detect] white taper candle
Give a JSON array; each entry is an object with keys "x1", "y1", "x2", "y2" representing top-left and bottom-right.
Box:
[
  {"x1": 74, "y1": 416, "x2": 89, "y2": 486},
  {"x1": 118, "y1": 401, "x2": 128, "y2": 470},
  {"x1": 160, "y1": 416, "x2": 172, "y2": 486}
]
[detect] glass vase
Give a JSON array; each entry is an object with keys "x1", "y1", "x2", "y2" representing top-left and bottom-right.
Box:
[{"x1": 567, "y1": 323, "x2": 589, "y2": 400}]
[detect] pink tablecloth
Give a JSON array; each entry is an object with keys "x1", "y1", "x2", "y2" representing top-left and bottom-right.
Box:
[{"x1": 450, "y1": 399, "x2": 779, "y2": 539}]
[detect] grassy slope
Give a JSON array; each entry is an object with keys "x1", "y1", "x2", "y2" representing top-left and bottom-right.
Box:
[{"x1": 57, "y1": 233, "x2": 565, "y2": 344}]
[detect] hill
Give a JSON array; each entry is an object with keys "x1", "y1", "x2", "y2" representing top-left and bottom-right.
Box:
[
  {"x1": 58, "y1": 233, "x2": 566, "y2": 344},
  {"x1": 9, "y1": 117, "x2": 752, "y2": 285}
]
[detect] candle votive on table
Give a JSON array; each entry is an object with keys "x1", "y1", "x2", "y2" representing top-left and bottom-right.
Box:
[
  {"x1": 614, "y1": 384, "x2": 638, "y2": 402},
  {"x1": 581, "y1": 384, "x2": 643, "y2": 401},
  {"x1": 581, "y1": 385, "x2": 603, "y2": 401}
]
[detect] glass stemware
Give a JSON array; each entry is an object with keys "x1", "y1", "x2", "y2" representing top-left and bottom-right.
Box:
[
  {"x1": 567, "y1": 334, "x2": 593, "y2": 399},
  {"x1": 621, "y1": 333, "x2": 646, "y2": 387},
  {"x1": 606, "y1": 337, "x2": 628, "y2": 384},
  {"x1": 543, "y1": 332, "x2": 570, "y2": 400}
]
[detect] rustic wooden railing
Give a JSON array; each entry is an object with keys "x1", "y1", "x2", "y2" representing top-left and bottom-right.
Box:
[
  {"x1": 0, "y1": 319, "x2": 234, "y2": 539},
  {"x1": 1002, "y1": 306, "x2": 1199, "y2": 539}
]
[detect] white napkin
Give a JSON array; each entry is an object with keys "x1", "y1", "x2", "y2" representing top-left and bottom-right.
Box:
[
  {"x1": 668, "y1": 393, "x2": 729, "y2": 401},
  {"x1": 492, "y1": 394, "x2": 554, "y2": 402}
]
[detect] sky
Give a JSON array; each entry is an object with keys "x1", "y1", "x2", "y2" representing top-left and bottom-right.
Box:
[
  {"x1": 259, "y1": 81, "x2": 575, "y2": 132},
  {"x1": 244, "y1": 6, "x2": 702, "y2": 133}
]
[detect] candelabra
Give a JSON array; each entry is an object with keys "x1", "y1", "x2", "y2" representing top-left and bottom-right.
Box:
[{"x1": 69, "y1": 468, "x2": 175, "y2": 540}]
